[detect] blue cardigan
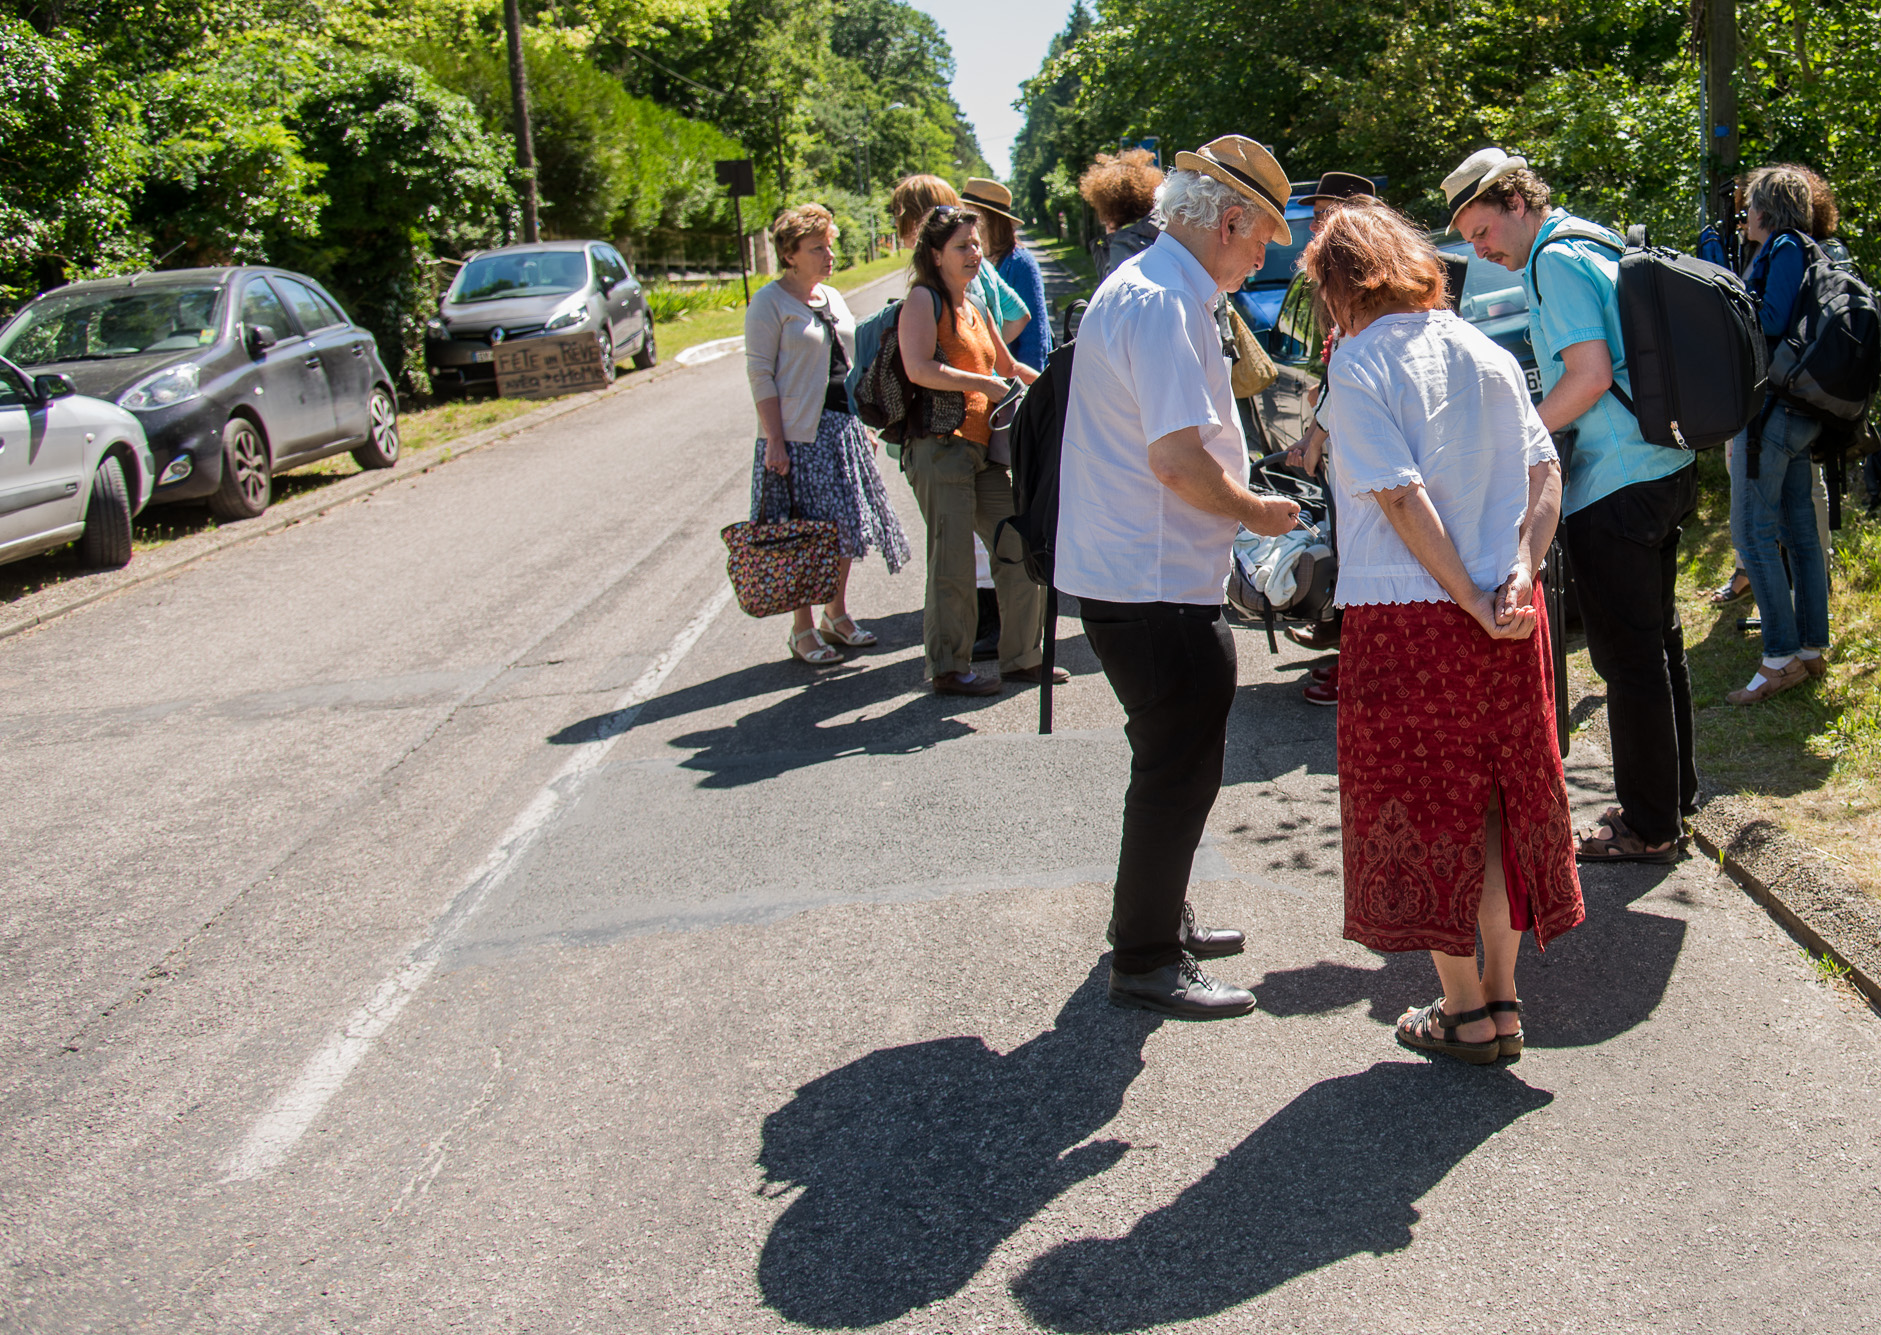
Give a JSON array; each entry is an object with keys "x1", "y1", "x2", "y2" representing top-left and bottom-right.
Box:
[{"x1": 996, "y1": 247, "x2": 1053, "y2": 372}]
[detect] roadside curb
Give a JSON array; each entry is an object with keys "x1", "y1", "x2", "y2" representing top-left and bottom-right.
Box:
[{"x1": 1688, "y1": 795, "x2": 1881, "y2": 1009}]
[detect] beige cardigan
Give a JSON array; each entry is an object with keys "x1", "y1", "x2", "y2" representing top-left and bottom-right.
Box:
[{"x1": 744, "y1": 281, "x2": 857, "y2": 443}]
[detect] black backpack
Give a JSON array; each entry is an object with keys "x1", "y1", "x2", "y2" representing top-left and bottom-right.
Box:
[
  {"x1": 991, "y1": 337, "x2": 1077, "y2": 734},
  {"x1": 1768, "y1": 231, "x2": 1881, "y2": 423},
  {"x1": 1757, "y1": 231, "x2": 1881, "y2": 527},
  {"x1": 1534, "y1": 221, "x2": 1767, "y2": 451}
]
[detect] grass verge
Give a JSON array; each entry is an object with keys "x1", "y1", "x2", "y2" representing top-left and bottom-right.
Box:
[
  {"x1": 1030, "y1": 236, "x2": 1100, "y2": 310},
  {"x1": 1572, "y1": 447, "x2": 1880, "y2": 896}
]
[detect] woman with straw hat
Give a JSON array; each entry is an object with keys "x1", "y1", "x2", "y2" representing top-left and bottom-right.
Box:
[{"x1": 961, "y1": 177, "x2": 1052, "y2": 375}]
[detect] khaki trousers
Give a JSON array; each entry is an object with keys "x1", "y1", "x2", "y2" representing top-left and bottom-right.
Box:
[{"x1": 902, "y1": 433, "x2": 1044, "y2": 678}]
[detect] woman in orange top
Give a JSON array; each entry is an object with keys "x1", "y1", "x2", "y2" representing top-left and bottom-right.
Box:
[{"x1": 897, "y1": 207, "x2": 1055, "y2": 696}]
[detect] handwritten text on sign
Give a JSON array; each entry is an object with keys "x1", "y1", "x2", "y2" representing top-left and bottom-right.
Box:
[{"x1": 494, "y1": 333, "x2": 611, "y2": 399}]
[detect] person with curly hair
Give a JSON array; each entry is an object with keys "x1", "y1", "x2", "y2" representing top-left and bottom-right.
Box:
[{"x1": 1078, "y1": 148, "x2": 1163, "y2": 279}]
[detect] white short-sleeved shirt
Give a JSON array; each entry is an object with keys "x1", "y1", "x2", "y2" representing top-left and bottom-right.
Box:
[
  {"x1": 1056, "y1": 232, "x2": 1247, "y2": 606},
  {"x1": 1324, "y1": 309, "x2": 1556, "y2": 608}
]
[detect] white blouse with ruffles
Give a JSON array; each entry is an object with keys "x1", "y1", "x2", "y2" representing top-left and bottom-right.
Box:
[{"x1": 1324, "y1": 309, "x2": 1556, "y2": 609}]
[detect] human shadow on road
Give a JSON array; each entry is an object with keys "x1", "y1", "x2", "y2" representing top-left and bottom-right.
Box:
[
  {"x1": 1252, "y1": 861, "x2": 1685, "y2": 1049},
  {"x1": 554, "y1": 611, "x2": 1102, "y2": 788},
  {"x1": 756, "y1": 965, "x2": 1159, "y2": 1328},
  {"x1": 1009, "y1": 1061, "x2": 1553, "y2": 1331}
]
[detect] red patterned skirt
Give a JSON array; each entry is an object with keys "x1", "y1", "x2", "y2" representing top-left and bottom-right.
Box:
[{"x1": 1338, "y1": 599, "x2": 1584, "y2": 956}]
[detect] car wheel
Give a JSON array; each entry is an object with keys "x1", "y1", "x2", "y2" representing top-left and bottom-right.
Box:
[
  {"x1": 631, "y1": 322, "x2": 658, "y2": 370},
  {"x1": 598, "y1": 329, "x2": 618, "y2": 384},
  {"x1": 208, "y1": 416, "x2": 272, "y2": 520},
  {"x1": 351, "y1": 385, "x2": 401, "y2": 470},
  {"x1": 76, "y1": 455, "x2": 134, "y2": 569}
]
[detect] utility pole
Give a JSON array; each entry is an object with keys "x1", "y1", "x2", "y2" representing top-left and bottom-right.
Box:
[
  {"x1": 503, "y1": 0, "x2": 540, "y2": 242},
  {"x1": 1705, "y1": 0, "x2": 1738, "y2": 222}
]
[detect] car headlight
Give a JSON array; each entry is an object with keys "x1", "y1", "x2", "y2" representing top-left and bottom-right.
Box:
[
  {"x1": 544, "y1": 301, "x2": 592, "y2": 332},
  {"x1": 119, "y1": 362, "x2": 201, "y2": 412}
]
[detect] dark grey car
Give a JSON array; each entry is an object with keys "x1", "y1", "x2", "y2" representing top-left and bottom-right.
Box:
[
  {"x1": 0, "y1": 267, "x2": 401, "y2": 519},
  {"x1": 426, "y1": 240, "x2": 656, "y2": 394}
]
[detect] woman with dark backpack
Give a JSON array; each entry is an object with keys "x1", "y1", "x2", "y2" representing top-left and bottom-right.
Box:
[
  {"x1": 1724, "y1": 166, "x2": 1832, "y2": 704},
  {"x1": 896, "y1": 206, "x2": 1049, "y2": 696}
]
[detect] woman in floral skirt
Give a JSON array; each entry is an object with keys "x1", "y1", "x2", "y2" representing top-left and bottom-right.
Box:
[{"x1": 744, "y1": 204, "x2": 909, "y2": 663}]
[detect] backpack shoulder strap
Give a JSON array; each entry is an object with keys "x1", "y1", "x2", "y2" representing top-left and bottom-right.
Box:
[
  {"x1": 1531, "y1": 221, "x2": 1623, "y2": 307},
  {"x1": 1530, "y1": 221, "x2": 1638, "y2": 419}
]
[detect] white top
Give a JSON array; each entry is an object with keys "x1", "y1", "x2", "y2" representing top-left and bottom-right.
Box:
[
  {"x1": 1324, "y1": 309, "x2": 1555, "y2": 607},
  {"x1": 1056, "y1": 232, "x2": 1248, "y2": 606},
  {"x1": 744, "y1": 281, "x2": 855, "y2": 443}
]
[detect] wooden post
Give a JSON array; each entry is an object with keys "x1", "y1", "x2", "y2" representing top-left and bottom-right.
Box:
[
  {"x1": 1706, "y1": 0, "x2": 1738, "y2": 209},
  {"x1": 503, "y1": 0, "x2": 539, "y2": 242}
]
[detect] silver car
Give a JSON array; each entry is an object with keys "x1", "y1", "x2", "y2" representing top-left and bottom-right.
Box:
[
  {"x1": 425, "y1": 240, "x2": 657, "y2": 394},
  {"x1": 0, "y1": 355, "x2": 155, "y2": 570}
]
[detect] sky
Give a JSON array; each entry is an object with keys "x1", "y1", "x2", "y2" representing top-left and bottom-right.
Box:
[{"x1": 907, "y1": 0, "x2": 1082, "y2": 180}]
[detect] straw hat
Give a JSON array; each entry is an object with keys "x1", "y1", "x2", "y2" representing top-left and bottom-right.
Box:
[
  {"x1": 1171, "y1": 135, "x2": 1292, "y2": 244},
  {"x1": 960, "y1": 178, "x2": 1022, "y2": 223},
  {"x1": 1301, "y1": 171, "x2": 1377, "y2": 205},
  {"x1": 1442, "y1": 148, "x2": 1529, "y2": 231}
]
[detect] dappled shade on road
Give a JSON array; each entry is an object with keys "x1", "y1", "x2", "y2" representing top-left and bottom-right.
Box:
[
  {"x1": 756, "y1": 966, "x2": 1158, "y2": 1327},
  {"x1": 1009, "y1": 1062, "x2": 1553, "y2": 1331}
]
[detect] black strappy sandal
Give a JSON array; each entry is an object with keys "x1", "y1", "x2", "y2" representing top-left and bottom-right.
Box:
[
  {"x1": 1487, "y1": 1000, "x2": 1523, "y2": 1060},
  {"x1": 1395, "y1": 999, "x2": 1500, "y2": 1065}
]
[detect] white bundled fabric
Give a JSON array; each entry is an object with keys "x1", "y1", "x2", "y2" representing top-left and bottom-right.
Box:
[{"x1": 1232, "y1": 526, "x2": 1313, "y2": 606}]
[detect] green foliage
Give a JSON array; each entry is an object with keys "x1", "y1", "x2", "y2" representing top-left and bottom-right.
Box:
[
  {"x1": 134, "y1": 65, "x2": 328, "y2": 267},
  {"x1": 0, "y1": 17, "x2": 145, "y2": 304},
  {"x1": 412, "y1": 35, "x2": 751, "y2": 248}
]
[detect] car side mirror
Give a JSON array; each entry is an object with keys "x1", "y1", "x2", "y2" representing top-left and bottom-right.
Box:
[
  {"x1": 32, "y1": 373, "x2": 76, "y2": 401},
  {"x1": 246, "y1": 323, "x2": 278, "y2": 356}
]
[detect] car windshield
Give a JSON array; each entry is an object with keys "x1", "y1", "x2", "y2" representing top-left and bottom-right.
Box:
[
  {"x1": 1439, "y1": 243, "x2": 1531, "y2": 322},
  {"x1": 0, "y1": 285, "x2": 225, "y2": 365},
  {"x1": 452, "y1": 250, "x2": 590, "y2": 303}
]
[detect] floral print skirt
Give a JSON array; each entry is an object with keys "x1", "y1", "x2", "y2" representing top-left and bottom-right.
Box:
[
  {"x1": 1337, "y1": 599, "x2": 1584, "y2": 956},
  {"x1": 750, "y1": 410, "x2": 910, "y2": 575}
]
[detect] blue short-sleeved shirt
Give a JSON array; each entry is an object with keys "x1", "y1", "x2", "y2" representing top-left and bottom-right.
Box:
[{"x1": 1524, "y1": 211, "x2": 1690, "y2": 515}]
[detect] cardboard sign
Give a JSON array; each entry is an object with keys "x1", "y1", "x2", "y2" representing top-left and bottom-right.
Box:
[{"x1": 493, "y1": 333, "x2": 611, "y2": 399}]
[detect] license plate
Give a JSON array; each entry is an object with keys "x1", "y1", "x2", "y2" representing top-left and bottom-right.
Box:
[
  {"x1": 1525, "y1": 367, "x2": 1542, "y2": 396},
  {"x1": 473, "y1": 349, "x2": 495, "y2": 363}
]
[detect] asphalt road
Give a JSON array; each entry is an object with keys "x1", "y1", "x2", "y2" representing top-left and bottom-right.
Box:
[{"x1": 2, "y1": 273, "x2": 1877, "y2": 1333}]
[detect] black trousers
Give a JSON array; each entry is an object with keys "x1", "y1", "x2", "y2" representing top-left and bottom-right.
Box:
[
  {"x1": 1559, "y1": 465, "x2": 1699, "y2": 846},
  {"x1": 1080, "y1": 597, "x2": 1238, "y2": 974}
]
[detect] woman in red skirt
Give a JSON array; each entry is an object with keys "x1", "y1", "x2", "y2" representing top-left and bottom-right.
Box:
[{"x1": 1302, "y1": 205, "x2": 1584, "y2": 1064}]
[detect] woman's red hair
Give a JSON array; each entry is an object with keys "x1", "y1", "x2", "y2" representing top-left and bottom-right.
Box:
[{"x1": 1301, "y1": 205, "x2": 1445, "y2": 327}]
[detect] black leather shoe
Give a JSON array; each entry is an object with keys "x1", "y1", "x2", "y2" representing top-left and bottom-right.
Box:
[
  {"x1": 1108, "y1": 954, "x2": 1256, "y2": 1019},
  {"x1": 1106, "y1": 901, "x2": 1245, "y2": 959}
]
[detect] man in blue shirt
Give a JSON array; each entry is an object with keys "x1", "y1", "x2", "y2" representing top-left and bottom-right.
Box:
[{"x1": 1446, "y1": 148, "x2": 1696, "y2": 864}]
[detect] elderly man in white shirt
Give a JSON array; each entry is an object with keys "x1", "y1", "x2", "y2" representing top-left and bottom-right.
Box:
[{"x1": 1057, "y1": 136, "x2": 1301, "y2": 1019}]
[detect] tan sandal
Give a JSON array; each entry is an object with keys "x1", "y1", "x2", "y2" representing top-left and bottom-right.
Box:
[
  {"x1": 1395, "y1": 999, "x2": 1499, "y2": 1065},
  {"x1": 1487, "y1": 1000, "x2": 1523, "y2": 1060},
  {"x1": 1725, "y1": 658, "x2": 1808, "y2": 705},
  {"x1": 788, "y1": 627, "x2": 842, "y2": 665}
]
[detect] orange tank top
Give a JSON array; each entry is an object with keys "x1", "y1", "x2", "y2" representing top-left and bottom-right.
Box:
[{"x1": 935, "y1": 297, "x2": 1000, "y2": 445}]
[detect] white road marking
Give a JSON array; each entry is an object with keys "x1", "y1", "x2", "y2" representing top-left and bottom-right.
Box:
[
  {"x1": 223, "y1": 584, "x2": 735, "y2": 1181},
  {"x1": 675, "y1": 336, "x2": 744, "y2": 366}
]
